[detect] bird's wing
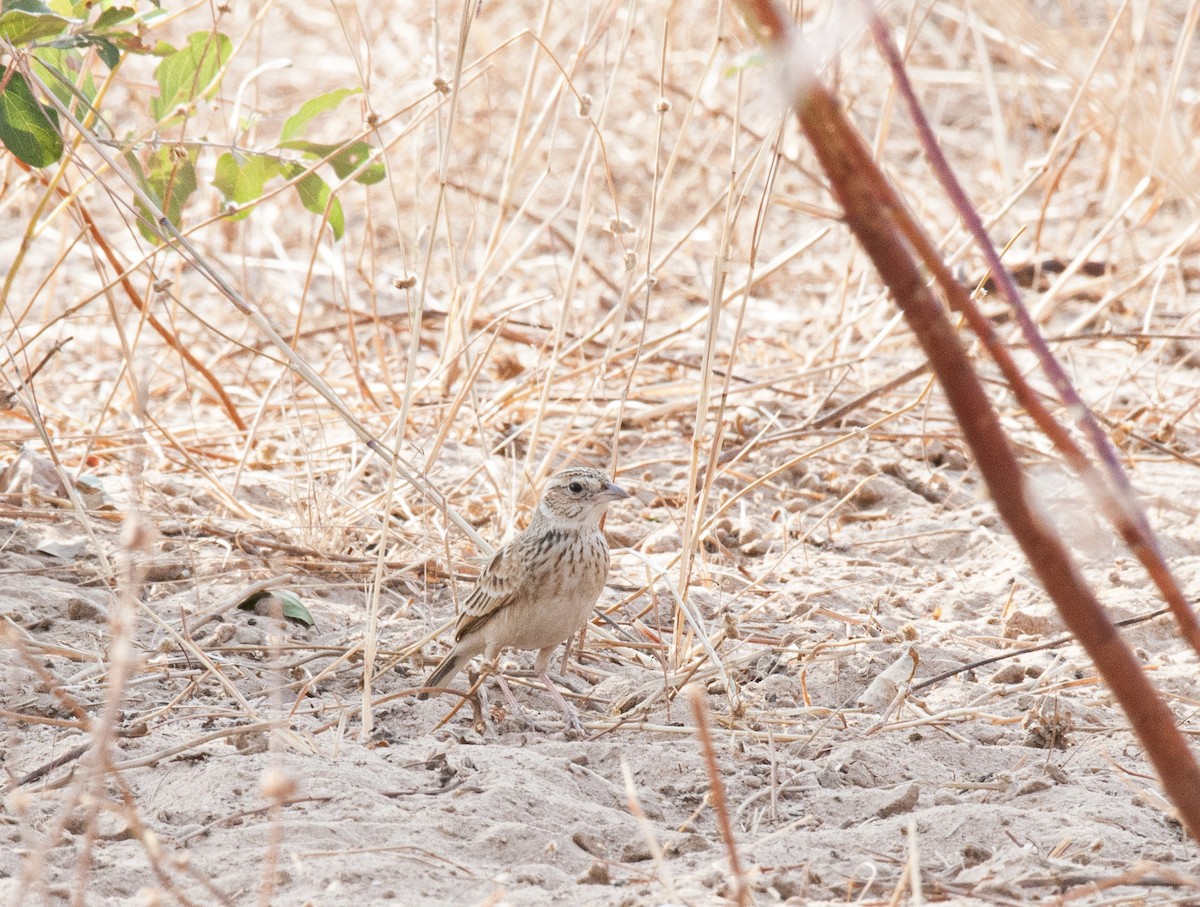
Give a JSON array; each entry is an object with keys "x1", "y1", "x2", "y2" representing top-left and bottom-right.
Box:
[{"x1": 453, "y1": 543, "x2": 527, "y2": 641}]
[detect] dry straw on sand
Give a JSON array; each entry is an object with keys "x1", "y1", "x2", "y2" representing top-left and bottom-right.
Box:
[{"x1": 4, "y1": 1, "x2": 1200, "y2": 904}]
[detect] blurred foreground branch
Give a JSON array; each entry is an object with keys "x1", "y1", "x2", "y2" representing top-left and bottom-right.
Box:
[{"x1": 733, "y1": 0, "x2": 1200, "y2": 841}]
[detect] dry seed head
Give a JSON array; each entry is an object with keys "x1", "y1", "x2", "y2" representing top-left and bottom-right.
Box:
[
  {"x1": 8, "y1": 788, "x2": 31, "y2": 813},
  {"x1": 260, "y1": 766, "x2": 298, "y2": 802},
  {"x1": 142, "y1": 828, "x2": 162, "y2": 859}
]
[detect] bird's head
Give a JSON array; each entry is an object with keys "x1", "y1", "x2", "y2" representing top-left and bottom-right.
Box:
[{"x1": 537, "y1": 467, "x2": 631, "y2": 528}]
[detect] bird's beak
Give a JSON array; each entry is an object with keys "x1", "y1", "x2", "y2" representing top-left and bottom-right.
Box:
[{"x1": 602, "y1": 481, "x2": 632, "y2": 502}]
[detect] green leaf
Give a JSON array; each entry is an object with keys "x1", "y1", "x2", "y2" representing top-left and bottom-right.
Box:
[
  {"x1": 150, "y1": 30, "x2": 230, "y2": 122},
  {"x1": 92, "y1": 36, "x2": 119, "y2": 69},
  {"x1": 0, "y1": 68, "x2": 62, "y2": 167},
  {"x1": 237, "y1": 590, "x2": 267, "y2": 611},
  {"x1": 279, "y1": 87, "x2": 359, "y2": 143},
  {"x1": 133, "y1": 145, "x2": 198, "y2": 242},
  {"x1": 93, "y1": 5, "x2": 135, "y2": 30},
  {"x1": 44, "y1": 34, "x2": 121, "y2": 71},
  {"x1": 4, "y1": 0, "x2": 58, "y2": 12},
  {"x1": 723, "y1": 49, "x2": 765, "y2": 78},
  {"x1": 236, "y1": 589, "x2": 315, "y2": 628},
  {"x1": 279, "y1": 138, "x2": 384, "y2": 184},
  {"x1": 0, "y1": 0, "x2": 71, "y2": 44},
  {"x1": 276, "y1": 590, "x2": 315, "y2": 627},
  {"x1": 213, "y1": 151, "x2": 283, "y2": 218},
  {"x1": 32, "y1": 47, "x2": 102, "y2": 124},
  {"x1": 288, "y1": 167, "x2": 344, "y2": 240},
  {"x1": 215, "y1": 153, "x2": 348, "y2": 237},
  {"x1": 33, "y1": 47, "x2": 83, "y2": 104},
  {"x1": 106, "y1": 30, "x2": 169, "y2": 57}
]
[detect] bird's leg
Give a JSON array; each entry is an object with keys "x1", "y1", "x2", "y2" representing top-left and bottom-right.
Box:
[
  {"x1": 483, "y1": 656, "x2": 556, "y2": 730},
  {"x1": 499, "y1": 671, "x2": 568, "y2": 732},
  {"x1": 559, "y1": 626, "x2": 587, "y2": 675},
  {"x1": 538, "y1": 670, "x2": 586, "y2": 735},
  {"x1": 477, "y1": 657, "x2": 519, "y2": 719},
  {"x1": 492, "y1": 671, "x2": 529, "y2": 720},
  {"x1": 559, "y1": 635, "x2": 573, "y2": 674},
  {"x1": 535, "y1": 647, "x2": 585, "y2": 734}
]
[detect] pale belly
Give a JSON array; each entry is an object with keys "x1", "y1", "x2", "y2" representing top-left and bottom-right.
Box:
[{"x1": 481, "y1": 545, "x2": 607, "y2": 656}]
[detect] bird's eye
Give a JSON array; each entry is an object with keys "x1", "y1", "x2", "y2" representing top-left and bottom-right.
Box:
[{"x1": 568, "y1": 481, "x2": 584, "y2": 494}]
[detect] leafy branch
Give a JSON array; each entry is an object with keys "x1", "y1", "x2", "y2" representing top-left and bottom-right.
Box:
[{"x1": 0, "y1": 0, "x2": 384, "y2": 243}]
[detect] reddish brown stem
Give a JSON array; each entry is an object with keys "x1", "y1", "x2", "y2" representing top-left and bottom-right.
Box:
[
  {"x1": 859, "y1": 5, "x2": 1200, "y2": 660},
  {"x1": 687, "y1": 687, "x2": 749, "y2": 907},
  {"x1": 15, "y1": 161, "x2": 247, "y2": 433},
  {"x1": 735, "y1": 0, "x2": 1200, "y2": 842},
  {"x1": 71, "y1": 199, "x2": 249, "y2": 433}
]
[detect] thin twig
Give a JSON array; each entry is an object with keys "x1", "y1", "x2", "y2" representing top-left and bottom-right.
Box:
[{"x1": 687, "y1": 686, "x2": 749, "y2": 907}]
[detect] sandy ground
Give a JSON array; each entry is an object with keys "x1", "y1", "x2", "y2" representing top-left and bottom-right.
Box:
[
  {"x1": 4, "y1": 1, "x2": 1200, "y2": 905},
  {"x1": 5, "y1": 432, "x2": 1200, "y2": 905}
]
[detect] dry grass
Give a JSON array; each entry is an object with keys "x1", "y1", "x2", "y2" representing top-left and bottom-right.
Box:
[{"x1": 4, "y1": 0, "x2": 1200, "y2": 903}]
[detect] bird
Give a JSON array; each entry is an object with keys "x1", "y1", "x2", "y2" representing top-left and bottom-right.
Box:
[{"x1": 418, "y1": 466, "x2": 631, "y2": 731}]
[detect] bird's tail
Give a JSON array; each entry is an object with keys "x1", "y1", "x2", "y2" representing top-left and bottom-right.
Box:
[{"x1": 417, "y1": 651, "x2": 468, "y2": 701}]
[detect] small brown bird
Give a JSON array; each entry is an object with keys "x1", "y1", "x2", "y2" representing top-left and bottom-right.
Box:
[{"x1": 418, "y1": 467, "x2": 630, "y2": 730}]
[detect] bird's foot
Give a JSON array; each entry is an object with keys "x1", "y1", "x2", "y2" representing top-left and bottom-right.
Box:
[
  {"x1": 490, "y1": 672, "x2": 549, "y2": 732},
  {"x1": 539, "y1": 670, "x2": 588, "y2": 737}
]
